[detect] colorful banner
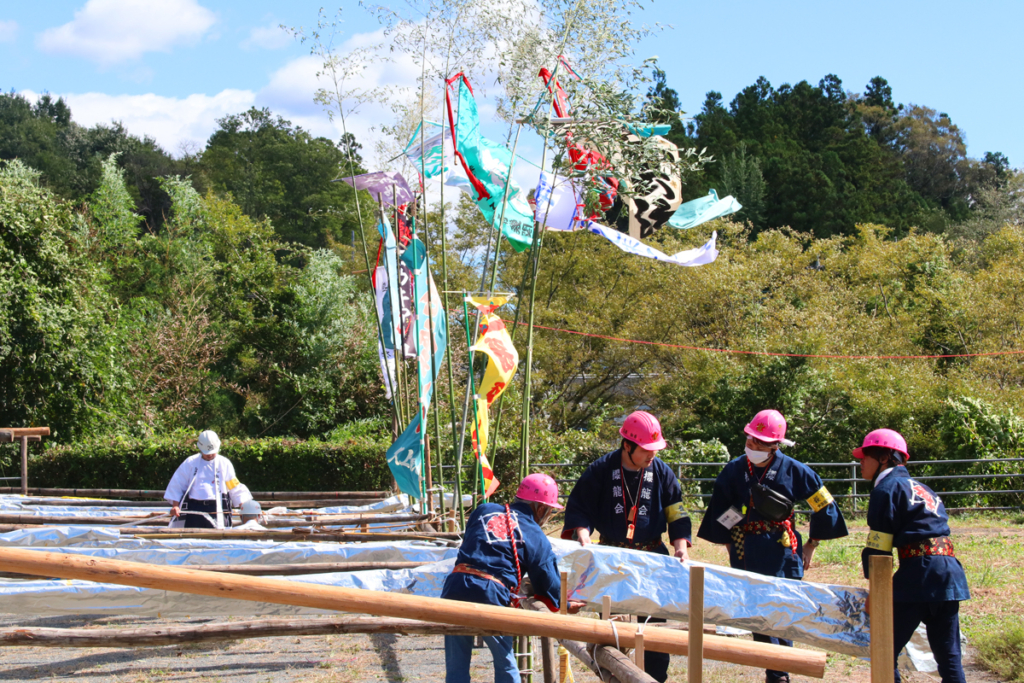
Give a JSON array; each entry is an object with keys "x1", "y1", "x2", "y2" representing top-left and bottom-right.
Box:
[
  {"x1": 470, "y1": 314, "x2": 519, "y2": 408},
  {"x1": 386, "y1": 413, "x2": 424, "y2": 497},
  {"x1": 586, "y1": 222, "x2": 720, "y2": 268},
  {"x1": 667, "y1": 189, "x2": 742, "y2": 230},
  {"x1": 454, "y1": 80, "x2": 535, "y2": 252}
]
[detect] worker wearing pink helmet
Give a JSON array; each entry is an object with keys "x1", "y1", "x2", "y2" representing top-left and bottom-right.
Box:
[
  {"x1": 855, "y1": 429, "x2": 969, "y2": 683},
  {"x1": 697, "y1": 409, "x2": 848, "y2": 683},
  {"x1": 442, "y1": 473, "x2": 582, "y2": 683},
  {"x1": 560, "y1": 410, "x2": 691, "y2": 683}
]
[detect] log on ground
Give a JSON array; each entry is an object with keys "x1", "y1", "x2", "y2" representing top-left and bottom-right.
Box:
[{"x1": 0, "y1": 616, "x2": 504, "y2": 648}]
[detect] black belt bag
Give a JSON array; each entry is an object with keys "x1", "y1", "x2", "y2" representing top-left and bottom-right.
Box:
[{"x1": 750, "y1": 483, "x2": 794, "y2": 522}]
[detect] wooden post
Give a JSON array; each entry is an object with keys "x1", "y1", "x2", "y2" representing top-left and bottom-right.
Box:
[
  {"x1": 602, "y1": 595, "x2": 612, "y2": 622},
  {"x1": 634, "y1": 632, "x2": 644, "y2": 669},
  {"x1": 559, "y1": 571, "x2": 568, "y2": 615},
  {"x1": 0, "y1": 546, "x2": 828, "y2": 678},
  {"x1": 542, "y1": 570, "x2": 569, "y2": 683},
  {"x1": 688, "y1": 565, "x2": 705, "y2": 683},
  {"x1": 869, "y1": 555, "x2": 895, "y2": 683},
  {"x1": 19, "y1": 436, "x2": 27, "y2": 496}
]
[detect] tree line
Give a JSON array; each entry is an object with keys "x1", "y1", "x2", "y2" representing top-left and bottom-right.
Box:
[{"x1": 1, "y1": 72, "x2": 1022, "y2": 477}]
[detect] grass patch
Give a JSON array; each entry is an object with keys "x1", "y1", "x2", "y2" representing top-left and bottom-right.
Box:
[{"x1": 974, "y1": 621, "x2": 1024, "y2": 682}]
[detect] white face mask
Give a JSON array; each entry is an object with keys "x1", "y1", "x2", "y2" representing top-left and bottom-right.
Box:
[{"x1": 745, "y1": 446, "x2": 773, "y2": 464}]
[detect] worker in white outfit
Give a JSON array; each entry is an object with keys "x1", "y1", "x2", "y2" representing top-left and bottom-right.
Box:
[
  {"x1": 235, "y1": 499, "x2": 267, "y2": 530},
  {"x1": 164, "y1": 430, "x2": 253, "y2": 529}
]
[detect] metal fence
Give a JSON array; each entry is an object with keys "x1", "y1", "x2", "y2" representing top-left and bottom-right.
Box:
[{"x1": 442, "y1": 457, "x2": 1024, "y2": 513}]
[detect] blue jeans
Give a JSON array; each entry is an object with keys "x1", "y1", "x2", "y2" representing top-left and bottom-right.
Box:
[{"x1": 445, "y1": 634, "x2": 519, "y2": 683}]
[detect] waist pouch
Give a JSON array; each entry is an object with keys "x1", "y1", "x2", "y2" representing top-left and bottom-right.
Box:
[{"x1": 750, "y1": 483, "x2": 794, "y2": 522}]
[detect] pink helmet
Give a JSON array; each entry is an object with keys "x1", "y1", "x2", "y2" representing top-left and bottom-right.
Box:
[
  {"x1": 744, "y1": 409, "x2": 791, "y2": 444},
  {"x1": 619, "y1": 411, "x2": 668, "y2": 451},
  {"x1": 516, "y1": 473, "x2": 564, "y2": 509},
  {"x1": 853, "y1": 429, "x2": 909, "y2": 462}
]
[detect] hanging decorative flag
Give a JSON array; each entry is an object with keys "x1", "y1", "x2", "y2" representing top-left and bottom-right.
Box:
[
  {"x1": 667, "y1": 189, "x2": 742, "y2": 230},
  {"x1": 402, "y1": 238, "x2": 447, "y2": 413},
  {"x1": 386, "y1": 413, "x2": 425, "y2": 497},
  {"x1": 586, "y1": 222, "x2": 720, "y2": 267},
  {"x1": 467, "y1": 295, "x2": 508, "y2": 316},
  {"x1": 451, "y1": 77, "x2": 536, "y2": 252},
  {"x1": 469, "y1": 397, "x2": 499, "y2": 498},
  {"x1": 373, "y1": 265, "x2": 397, "y2": 399},
  {"x1": 470, "y1": 313, "x2": 519, "y2": 408},
  {"x1": 339, "y1": 171, "x2": 415, "y2": 207},
  {"x1": 535, "y1": 172, "x2": 585, "y2": 232}
]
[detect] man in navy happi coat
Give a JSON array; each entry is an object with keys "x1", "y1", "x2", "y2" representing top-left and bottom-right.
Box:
[
  {"x1": 854, "y1": 428, "x2": 970, "y2": 683},
  {"x1": 697, "y1": 409, "x2": 847, "y2": 683},
  {"x1": 442, "y1": 473, "x2": 571, "y2": 683},
  {"x1": 561, "y1": 411, "x2": 691, "y2": 683}
]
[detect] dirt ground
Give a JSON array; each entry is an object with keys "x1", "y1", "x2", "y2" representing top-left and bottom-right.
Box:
[{"x1": 0, "y1": 515, "x2": 1017, "y2": 682}]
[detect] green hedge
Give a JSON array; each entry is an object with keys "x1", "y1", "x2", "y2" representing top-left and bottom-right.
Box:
[{"x1": 1, "y1": 433, "x2": 393, "y2": 492}]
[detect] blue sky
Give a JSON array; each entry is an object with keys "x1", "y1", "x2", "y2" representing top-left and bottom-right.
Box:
[{"x1": 2, "y1": 0, "x2": 1021, "y2": 170}]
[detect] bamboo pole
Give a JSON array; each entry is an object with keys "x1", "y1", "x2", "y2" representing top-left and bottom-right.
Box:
[
  {"x1": 869, "y1": 554, "x2": 895, "y2": 683},
  {"x1": 0, "y1": 616, "x2": 505, "y2": 648},
  {"x1": 0, "y1": 547, "x2": 826, "y2": 678},
  {"x1": 688, "y1": 565, "x2": 705, "y2": 683}
]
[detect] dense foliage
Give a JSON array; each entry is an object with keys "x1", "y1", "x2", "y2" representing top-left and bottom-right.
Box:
[{"x1": 651, "y1": 73, "x2": 1011, "y2": 237}]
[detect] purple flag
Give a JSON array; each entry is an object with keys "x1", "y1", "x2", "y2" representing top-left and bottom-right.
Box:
[{"x1": 339, "y1": 171, "x2": 415, "y2": 207}]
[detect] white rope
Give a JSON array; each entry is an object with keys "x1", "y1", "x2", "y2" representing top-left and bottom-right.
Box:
[
  {"x1": 637, "y1": 615, "x2": 652, "y2": 634},
  {"x1": 609, "y1": 619, "x2": 620, "y2": 651}
]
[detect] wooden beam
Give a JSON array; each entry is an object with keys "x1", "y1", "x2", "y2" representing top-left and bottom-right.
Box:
[
  {"x1": 0, "y1": 488, "x2": 388, "y2": 500},
  {"x1": 869, "y1": 555, "x2": 895, "y2": 683},
  {"x1": 16, "y1": 499, "x2": 388, "y2": 509},
  {"x1": 0, "y1": 616, "x2": 504, "y2": 647},
  {"x1": 0, "y1": 427, "x2": 51, "y2": 437},
  {"x1": 0, "y1": 513, "x2": 430, "y2": 528},
  {"x1": 688, "y1": 565, "x2": 705, "y2": 683},
  {"x1": 0, "y1": 560, "x2": 428, "y2": 580},
  {"x1": 0, "y1": 547, "x2": 827, "y2": 678},
  {"x1": 0, "y1": 526, "x2": 460, "y2": 543}
]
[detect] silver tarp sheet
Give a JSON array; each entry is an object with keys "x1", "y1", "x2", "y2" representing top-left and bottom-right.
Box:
[{"x1": 0, "y1": 529, "x2": 872, "y2": 658}]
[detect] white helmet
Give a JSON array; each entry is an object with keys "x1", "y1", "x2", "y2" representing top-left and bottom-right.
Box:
[
  {"x1": 240, "y1": 499, "x2": 262, "y2": 516},
  {"x1": 197, "y1": 430, "x2": 221, "y2": 455}
]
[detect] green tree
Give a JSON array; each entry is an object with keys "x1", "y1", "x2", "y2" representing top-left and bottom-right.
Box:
[
  {"x1": 0, "y1": 161, "x2": 112, "y2": 439},
  {"x1": 200, "y1": 107, "x2": 366, "y2": 248}
]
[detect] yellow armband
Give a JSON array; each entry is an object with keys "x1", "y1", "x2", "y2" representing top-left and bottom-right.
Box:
[
  {"x1": 664, "y1": 502, "x2": 689, "y2": 523},
  {"x1": 806, "y1": 486, "x2": 834, "y2": 512},
  {"x1": 225, "y1": 477, "x2": 240, "y2": 491},
  {"x1": 865, "y1": 530, "x2": 894, "y2": 552}
]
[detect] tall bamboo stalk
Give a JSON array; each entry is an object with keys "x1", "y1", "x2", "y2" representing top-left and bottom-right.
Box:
[{"x1": 435, "y1": 86, "x2": 464, "y2": 528}]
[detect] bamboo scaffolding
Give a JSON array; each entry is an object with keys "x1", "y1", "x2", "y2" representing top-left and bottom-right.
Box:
[
  {"x1": 0, "y1": 548, "x2": 825, "y2": 677},
  {"x1": 0, "y1": 616, "x2": 504, "y2": 648}
]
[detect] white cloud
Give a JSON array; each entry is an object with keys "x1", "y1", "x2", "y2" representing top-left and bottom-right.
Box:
[
  {"x1": 242, "y1": 22, "x2": 291, "y2": 50},
  {"x1": 22, "y1": 89, "x2": 255, "y2": 154},
  {"x1": 0, "y1": 20, "x2": 17, "y2": 43},
  {"x1": 37, "y1": 0, "x2": 216, "y2": 66}
]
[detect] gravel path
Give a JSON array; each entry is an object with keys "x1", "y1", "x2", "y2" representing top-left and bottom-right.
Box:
[{"x1": 0, "y1": 614, "x2": 458, "y2": 683}]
